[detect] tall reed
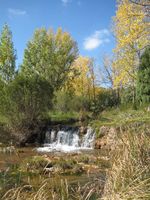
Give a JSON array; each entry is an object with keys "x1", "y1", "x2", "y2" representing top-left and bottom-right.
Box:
[{"x1": 102, "y1": 127, "x2": 150, "y2": 200}]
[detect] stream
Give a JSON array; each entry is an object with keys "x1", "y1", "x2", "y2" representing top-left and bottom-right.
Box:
[{"x1": 0, "y1": 125, "x2": 108, "y2": 198}]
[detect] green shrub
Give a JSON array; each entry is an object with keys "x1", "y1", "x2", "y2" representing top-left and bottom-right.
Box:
[
  {"x1": 0, "y1": 74, "x2": 53, "y2": 130},
  {"x1": 137, "y1": 47, "x2": 150, "y2": 104},
  {"x1": 95, "y1": 89, "x2": 118, "y2": 112},
  {"x1": 53, "y1": 90, "x2": 91, "y2": 113}
]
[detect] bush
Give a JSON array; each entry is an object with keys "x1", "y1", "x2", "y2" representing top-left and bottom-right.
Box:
[
  {"x1": 95, "y1": 89, "x2": 118, "y2": 112},
  {"x1": 136, "y1": 47, "x2": 150, "y2": 104},
  {"x1": 0, "y1": 74, "x2": 53, "y2": 131},
  {"x1": 120, "y1": 86, "x2": 134, "y2": 106},
  {"x1": 53, "y1": 90, "x2": 91, "y2": 113},
  {"x1": 53, "y1": 90, "x2": 73, "y2": 113}
]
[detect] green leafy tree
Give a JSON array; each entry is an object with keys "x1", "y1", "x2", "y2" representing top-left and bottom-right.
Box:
[
  {"x1": 4, "y1": 74, "x2": 53, "y2": 129},
  {"x1": 0, "y1": 24, "x2": 16, "y2": 82},
  {"x1": 137, "y1": 47, "x2": 150, "y2": 104},
  {"x1": 95, "y1": 89, "x2": 118, "y2": 112},
  {"x1": 21, "y1": 28, "x2": 78, "y2": 90}
]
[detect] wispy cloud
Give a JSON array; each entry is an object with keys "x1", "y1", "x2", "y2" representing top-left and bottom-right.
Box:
[
  {"x1": 8, "y1": 8, "x2": 27, "y2": 16},
  {"x1": 77, "y1": 1, "x2": 81, "y2": 6},
  {"x1": 83, "y1": 29, "x2": 110, "y2": 51},
  {"x1": 61, "y1": 0, "x2": 71, "y2": 6},
  {"x1": 61, "y1": 0, "x2": 81, "y2": 6}
]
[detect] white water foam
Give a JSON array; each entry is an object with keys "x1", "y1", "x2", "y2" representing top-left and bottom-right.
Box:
[{"x1": 37, "y1": 127, "x2": 95, "y2": 153}]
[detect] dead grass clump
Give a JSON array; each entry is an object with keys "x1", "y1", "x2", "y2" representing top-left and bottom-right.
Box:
[{"x1": 102, "y1": 128, "x2": 150, "y2": 200}]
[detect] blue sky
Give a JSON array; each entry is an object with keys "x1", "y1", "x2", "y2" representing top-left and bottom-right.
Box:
[{"x1": 0, "y1": 0, "x2": 116, "y2": 68}]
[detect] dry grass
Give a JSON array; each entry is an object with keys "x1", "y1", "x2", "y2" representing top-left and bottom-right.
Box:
[
  {"x1": 2, "y1": 124, "x2": 150, "y2": 200},
  {"x1": 102, "y1": 127, "x2": 150, "y2": 200},
  {"x1": 2, "y1": 177, "x2": 104, "y2": 200}
]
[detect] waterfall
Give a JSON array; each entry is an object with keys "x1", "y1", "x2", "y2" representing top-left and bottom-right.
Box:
[
  {"x1": 37, "y1": 126, "x2": 95, "y2": 153},
  {"x1": 81, "y1": 127, "x2": 95, "y2": 148}
]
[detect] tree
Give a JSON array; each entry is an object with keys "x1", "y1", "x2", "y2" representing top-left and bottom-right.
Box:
[
  {"x1": 112, "y1": 0, "x2": 149, "y2": 104},
  {"x1": 129, "y1": 0, "x2": 150, "y2": 17},
  {"x1": 136, "y1": 47, "x2": 150, "y2": 104},
  {"x1": 89, "y1": 58, "x2": 96, "y2": 103},
  {"x1": 55, "y1": 56, "x2": 97, "y2": 113},
  {"x1": 0, "y1": 24, "x2": 16, "y2": 82},
  {"x1": 99, "y1": 55, "x2": 114, "y2": 88},
  {"x1": 112, "y1": 0, "x2": 149, "y2": 85},
  {"x1": 96, "y1": 88, "x2": 118, "y2": 111},
  {"x1": 21, "y1": 28, "x2": 78, "y2": 90},
  {"x1": 129, "y1": 0, "x2": 150, "y2": 6},
  {"x1": 67, "y1": 56, "x2": 95, "y2": 101},
  {"x1": 2, "y1": 74, "x2": 53, "y2": 131}
]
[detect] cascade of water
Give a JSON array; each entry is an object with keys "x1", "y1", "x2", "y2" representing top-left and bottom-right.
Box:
[
  {"x1": 81, "y1": 127, "x2": 95, "y2": 148},
  {"x1": 50, "y1": 130, "x2": 56, "y2": 143},
  {"x1": 37, "y1": 126, "x2": 95, "y2": 153}
]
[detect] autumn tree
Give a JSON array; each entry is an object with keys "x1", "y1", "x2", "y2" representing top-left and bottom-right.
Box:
[
  {"x1": 54, "y1": 56, "x2": 97, "y2": 113},
  {"x1": 0, "y1": 24, "x2": 16, "y2": 82},
  {"x1": 112, "y1": 0, "x2": 149, "y2": 104},
  {"x1": 21, "y1": 28, "x2": 78, "y2": 90},
  {"x1": 129, "y1": 0, "x2": 150, "y2": 17},
  {"x1": 129, "y1": 0, "x2": 150, "y2": 6},
  {"x1": 68, "y1": 56, "x2": 95, "y2": 101}
]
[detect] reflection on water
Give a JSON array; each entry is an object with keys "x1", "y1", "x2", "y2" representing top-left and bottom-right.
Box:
[{"x1": 0, "y1": 147, "x2": 104, "y2": 189}]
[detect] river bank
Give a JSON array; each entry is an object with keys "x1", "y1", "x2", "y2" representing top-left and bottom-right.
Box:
[{"x1": 0, "y1": 108, "x2": 150, "y2": 199}]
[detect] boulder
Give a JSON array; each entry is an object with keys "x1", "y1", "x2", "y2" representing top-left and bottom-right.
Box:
[{"x1": 95, "y1": 127, "x2": 117, "y2": 150}]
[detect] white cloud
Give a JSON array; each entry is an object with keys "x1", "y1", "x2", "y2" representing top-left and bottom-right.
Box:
[
  {"x1": 8, "y1": 8, "x2": 27, "y2": 16},
  {"x1": 83, "y1": 29, "x2": 110, "y2": 51},
  {"x1": 61, "y1": 0, "x2": 81, "y2": 6}
]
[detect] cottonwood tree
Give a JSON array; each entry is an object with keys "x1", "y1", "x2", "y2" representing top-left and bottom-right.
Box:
[
  {"x1": 130, "y1": 0, "x2": 150, "y2": 5},
  {"x1": 67, "y1": 56, "x2": 96, "y2": 102},
  {"x1": 54, "y1": 56, "x2": 97, "y2": 113},
  {"x1": 112, "y1": 0, "x2": 149, "y2": 104},
  {"x1": 129, "y1": 0, "x2": 150, "y2": 17},
  {"x1": 21, "y1": 28, "x2": 78, "y2": 90},
  {"x1": 0, "y1": 24, "x2": 16, "y2": 82}
]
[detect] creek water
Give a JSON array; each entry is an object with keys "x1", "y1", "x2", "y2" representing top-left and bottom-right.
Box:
[{"x1": 0, "y1": 126, "x2": 107, "y2": 194}]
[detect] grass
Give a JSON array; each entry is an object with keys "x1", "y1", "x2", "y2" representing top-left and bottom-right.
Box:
[
  {"x1": 1, "y1": 171, "x2": 106, "y2": 200},
  {"x1": 0, "y1": 151, "x2": 108, "y2": 199},
  {"x1": 91, "y1": 107, "x2": 150, "y2": 128},
  {"x1": 0, "y1": 114, "x2": 8, "y2": 125},
  {"x1": 2, "y1": 125, "x2": 150, "y2": 199},
  {"x1": 102, "y1": 126, "x2": 150, "y2": 200},
  {"x1": 1, "y1": 108, "x2": 150, "y2": 199},
  {"x1": 46, "y1": 111, "x2": 80, "y2": 123},
  {"x1": 1, "y1": 178, "x2": 103, "y2": 200}
]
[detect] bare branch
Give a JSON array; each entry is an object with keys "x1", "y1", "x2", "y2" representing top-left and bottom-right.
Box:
[{"x1": 129, "y1": 0, "x2": 150, "y2": 7}]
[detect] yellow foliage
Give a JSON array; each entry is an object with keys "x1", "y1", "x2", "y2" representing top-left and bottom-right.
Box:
[
  {"x1": 62, "y1": 56, "x2": 98, "y2": 101},
  {"x1": 70, "y1": 56, "x2": 93, "y2": 97},
  {"x1": 112, "y1": 0, "x2": 149, "y2": 88}
]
